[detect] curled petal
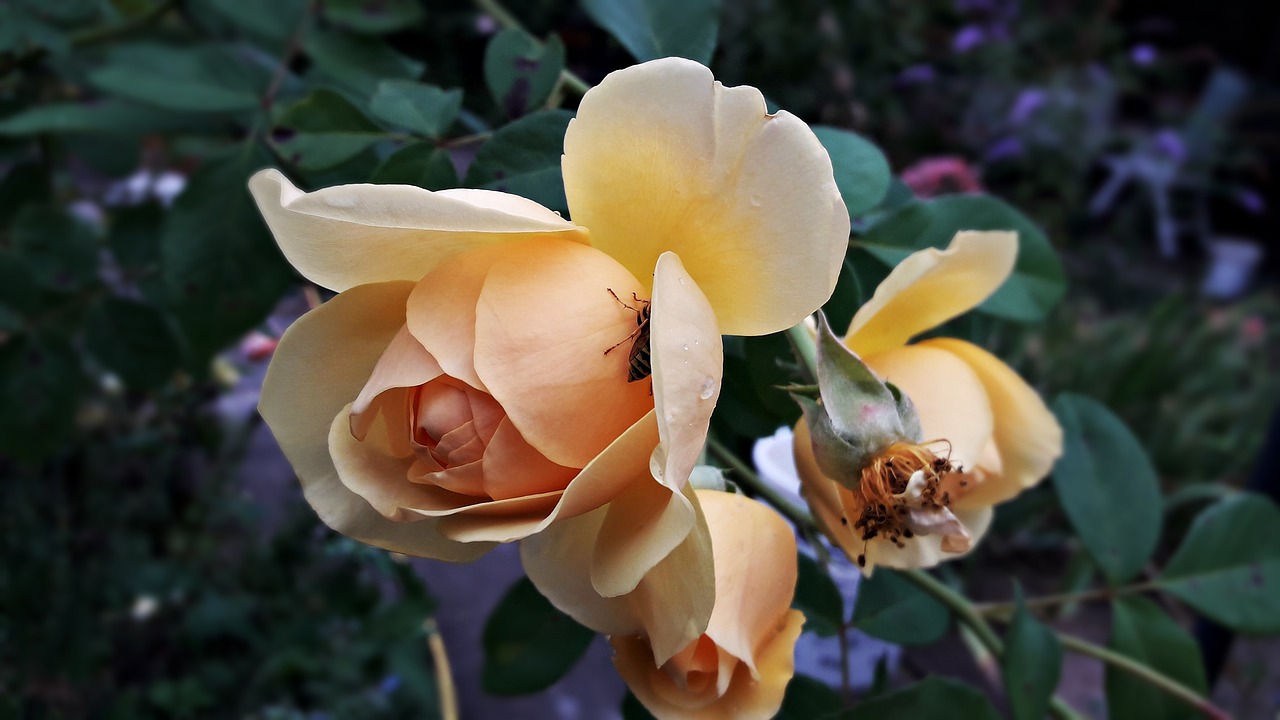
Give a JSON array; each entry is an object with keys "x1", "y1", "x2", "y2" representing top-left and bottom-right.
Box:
[
  {"x1": 650, "y1": 252, "x2": 723, "y2": 492},
  {"x1": 248, "y1": 169, "x2": 587, "y2": 292},
  {"x1": 592, "y1": 465, "x2": 697, "y2": 598},
  {"x1": 330, "y1": 403, "x2": 446, "y2": 520},
  {"x1": 562, "y1": 58, "x2": 848, "y2": 336},
  {"x1": 351, "y1": 325, "x2": 442, "y2": 439},
  {"x1": 922, "y1": 338, "x2": 1063, "y2": 508},
  {"x1": 259, "y1": 281, "x2": 490, "y2": 561},
  {"x1": 864, "y1": 345, "x2": 994, "y2": 472},
  {"x1": 864, "y1": 505, "x2": 992, "y2": 572},
  {"x1": 521, "y1": 483, "x2": 715, "y2": 665},
  {"x1": 472, "y1": 238, "x2": 653, "y2": 468},
  {"x1": 845, "y1": 231, "x2": 1017, "y2": 357}
]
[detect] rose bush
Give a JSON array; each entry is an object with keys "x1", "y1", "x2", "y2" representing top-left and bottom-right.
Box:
[
  {"x1": 250, "y1": 58, "x2": 847, "y2": 648},
  {"x1": 794, "y1": 231, "x2": 1063, "y2": 572}
]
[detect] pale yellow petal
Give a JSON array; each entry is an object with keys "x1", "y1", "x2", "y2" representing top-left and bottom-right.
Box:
[
  {"x1": 350, "y1": 325, "x2": 443, "y2": 439},
  {"x1": 592, "y1": 466, "x2": 696, "y2": 598},
  {"x1": 650, "y1": 252, "x2": 723, "y2": 494},
  {"x1": 863, "y1": 505, "x2": 992, "y2": 573},
  {"x1": 562, "y1": 58, "x2": 848, "y2": 335},
  {"x1": 521, "y1": 483, "x2": 715, "y2": 663},
  {"x1": 920, "y1": 338, "x2": 1063, "y2": 507},
  {"x1": 698, "y1": 490, "x2": 798, "y2": 676},
  {"x1": 329, "y1": 403, "x2": 444, "y2": 520},
  {"x1": 845, "y1": 231, "x2": 1017, "y2": 356},
  {"x1": 248, "y1": 169, "x2": 587, "y2": 292},
  {"x1": 259, "y1": 281, "x2": 491, "y2": 561},
  {"x1": 864, "y1": 345, "x2": 994, "y2": 471}
]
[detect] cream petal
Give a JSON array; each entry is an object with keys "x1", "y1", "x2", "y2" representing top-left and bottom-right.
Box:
[
  {"x1": 864, "y1": 345, "x2": 994, "y2": 472},
  {"x1": 591, "y1": 467, "x2": 696, "y2": 598},
  {"x1": 698, "y1": 490, "x2": 798, "y2": 677},
  {"x1": 472, "y1": 237, "x2": 653, "y2": 469},
  {"x1": 650, "y1": 252, "x2": 723, "y2": 494},
  {"x1": 921, "y1": 338, "x2": 1063, "y2": 507},
  {"x1": 351, "y1": 325, "x2": 442, "y2": 423},
  {"x1": 539, "y1": 410, "x2": 661, "y2": 525},
  {"x1": 480, "y1": 418, "x2": 578, "y2": 500},
  {"x1": 259, "y1": 281, "x2": 490, "y2": 561},
  {"x1": 248, "y1": 169, "x2": 587, "y2": 292},
  {"x1": 845, "y1": 231, "x2": 1018, "y2": 357},
  {"x1": 562, "y1": 58, "x2": 848, "y2": 336},
  {"x1": 521, "y1": 483, "x2": 715, "y2": 663},
  {"x1": 863, "y1": 505, "x2": 992, "y2": 573},
  {"x1": 329, "y1": 403, "x2": 447, "y2": 520}
]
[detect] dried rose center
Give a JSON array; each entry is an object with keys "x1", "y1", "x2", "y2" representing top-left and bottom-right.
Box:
[{"x1": 847, "y1": 441, "x2": 956, "y2": 564}]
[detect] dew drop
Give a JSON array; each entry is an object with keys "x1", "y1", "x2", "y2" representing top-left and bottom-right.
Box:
[
  {"x1": 693, "y1": 339, "x2": 700, "y2": 346},
  {"x1": 677, "y1": 277, "x2": 685, "y2": 286},
  {"x1": 699, "y1": 377, "x2": 716, "y2": 400},
  {"x1": 750, "y1": 195, "x2": 763, "y2": 207},
  {"x1": 681, "y1": 344, "x2": 689, "y2": 351}
]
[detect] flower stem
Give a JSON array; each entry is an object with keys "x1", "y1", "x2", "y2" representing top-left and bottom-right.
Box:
[
  {"x1": 785, "y1": 322, "x2": 819, "y2": 384},
  {"x1": 1053, "y1": 632, "x2": 1231, "y2": 720},
  {"x1": 975, "y1": 583, "x2": 1155, "y2": 618},
  {"x1": 470, "y1": 0, "x2": 592, "y2": 96},
  {"x1": 705, "y1": 437, "x2": 814, "y2": 529}
]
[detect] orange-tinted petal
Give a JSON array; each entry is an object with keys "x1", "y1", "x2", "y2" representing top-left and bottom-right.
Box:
[
  {"x1": 922, "y1": 338, "x2": 1063, "y2": 507},
  {"x1": 480, "y1": 418, "x2": 578, "y2": 500},
  {"x1": 562, "y1": 59, "x2": 847, "y2": 336},
  {"x1": 472, "y1": 238, "x2": 653, "y2": 468},
  {"x1": 845, "y1": 231, "x2": 1017, "y2": 357},
  {"x1": 248, "y1": 169, "x2": 587, "y2": 292},
  {"x1": 329, "y1": 403, "x2": 448, "y2": 521},
  {"x1": 592, "y1": 464, "x2": 697, "y2": 598},
  {"x1": 259, "y1": 281, "x2": 491, "y2": 561}
]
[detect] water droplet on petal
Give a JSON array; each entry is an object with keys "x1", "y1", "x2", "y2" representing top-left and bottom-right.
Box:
[
  {"x1": 681, "y1": 344, "x2": 689, "y2": 351},
  {"x1": 699, "y1": 377, "x2": 716, "y2": 400},
  {"x1": 677, "y1": 277, "x2": 685, "y2": 286},
  {"x1": 750, "y1": 195, "x2": 763, "y2": 207}
]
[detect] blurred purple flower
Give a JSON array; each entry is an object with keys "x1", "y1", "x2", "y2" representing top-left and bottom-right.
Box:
[
  {"x1": 1009, "y1": 88, "x2": 1047, "y2": 125},
  {"x1": 1236, "y1": 188, "x2": 1266, "y2": 214},
  {"x1": 952, "y1": 25, "x2": 988, "y2": 53},
  {"x1": 1151, "y1": 129, "x2": 1187, "y2": 162},
  {"x1": 1130, "y1": 44, "x2": 1157, "y2": 66},
  {"x1": 894, "y1": 64, "x2": 937, "y2": 86},
  {"x1": 984, "y1": 136, "x2": 1024, "y2": 162}
]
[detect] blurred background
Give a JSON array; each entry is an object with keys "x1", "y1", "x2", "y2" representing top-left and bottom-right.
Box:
[{"x1": 1, "y1": 0, "x2": 1277, "y2": 717}]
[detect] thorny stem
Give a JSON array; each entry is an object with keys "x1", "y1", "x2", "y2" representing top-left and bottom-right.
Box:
[{"x1": 470, "y1": 0, "x2": 592, "y2": 96}]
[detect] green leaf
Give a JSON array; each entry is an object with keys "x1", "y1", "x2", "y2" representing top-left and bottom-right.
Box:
[
  {"x1": 201, "y1": 0, "x2": 307, "y2": 44},
  {"x1": 812, "y1": 126, "x2": 891, "y2": 218},
  {"x1": 580, "y1": 0, "x2": 721, "y2": 65},
  {"x1": 467, "y1": 109, "x2": 572, "y2": 214},
  {"x1": 370, "y1": 143, "x2": 458, "y2": 189},
  {"x1": 1050, "y1": 394, "x2": 1162, "y2": 585},
  {"x1": 1001, "y1": 588, "x2": 1062, "y2": 720},
  {"x1": 0, "y1": 251, "x2": 42, "y2": 331},
  {"x1": 303, "y1": 29, "x2": 424, "y2": 99},
  {"x1": 1154, "y1": 493, "x2": 1280, "y2": 633},
  {"x1": 88, "y1": 43, "x2": 270, "y2": 113},
  {"x1": 858, "y1": 195, "x2": 1066, "y2": 322},
  {"x1": 273, "y1": 90, "x2": 390, "y2": 172},
  {"x1": 851, "y1": 569, "x2": 950, "y2": 645},
  {"x1": 831, "y1": 677, "x2": 1000, "y2": 719},
  {"x1": 483, "y1": 29, "x2": 566, "y2": 118},
  {"x1": 793, "y1": 554, "x2": 843, "y2": 637},
  {"x1": 369, "y1": 80, "x2": 462, "y2": 138},
  {"x1": 0, "y1": 99, "x2": 217, "y2": 136},
  {"x1": 481, "y1": 578, "x2": 594, "y2": 696},
  {"x1": 0, "y1": 163, "x2": 50, "y2": 226},
  {"x1": 12, "y1": 206, "x2": 98, "y2": 293},
  {"x1": 822, "y1": 248, "x2": 890, "y2": 332},
  {"x1": 108, "y1": 203, "x2": 164, "y2": 272},
  {"x1": 621, "y1": 691, "x2": 656, "y2": 719},
  {"x1": 162, "y1": 145, "x2": 293, "y2": 365},
  {"x1": 84, "y1": 298, "x2": 182, "y2": 390},
  {"x1": 0, "y1": 334, "x2": 89, "y2": 460},
  {"x1": 1106, "y1": 596, "x2": 1208, "y2": 720},
  {"x1": 321, "y1": 0, "x2": 423, "y2": 34},
  {"x1": 777, "y1": 674, "x2": 841, "y2": 719}
]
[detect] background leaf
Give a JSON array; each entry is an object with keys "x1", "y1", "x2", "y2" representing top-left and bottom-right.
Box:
[
  {"x1": 1106, "y1": 596, "x2": 1209, "y2": 720},
  {"x1": 320, "y1": 0, "x2": 423, "y2": 34},
  {"x1": 369, "y1": 80, "x2": 462, "y2": 138},
  {"x1": 12, "y1": 206, "x2": 98, "y2": 293},
  {"x1": 851, "y1": 569, "x2": 950, "y2": 645},
  {"x1": 467, "y1": 109, "x2": 573, "y2": 214},
  {"x1": 1001, "y1": 588, "x2": 1062, "y2": 720},
  {"x1": 1154, "y1": 493, "x2": 1280, "y2": 633},
  {"x1": 777, "y1": 674, "x2": 841, "y2": 719},
  {"x1": 813, "y1": 126, "x2": 891, "y2": 218},
  {"x1": 1050, "y1": 393, "x2": 1162, "y2": 585},
  {"x1": 84, "y1": 298, "x2": 182, "y2": 391},
  {"x1": 483, "y1": 29, "x2": 566, "y2": 118},
  {"x1": 481, "y1": 578, "x2": 594, "y2": 696},
  {"x1": 580, "y1": 0, "x2": 721, "y2": 65},
  {"x1": 273, "y1": 90, "x2": 390, "y2": 172},
  {"x1": 88, "y1": 43, "x2": 269, "y2": 113},
  {"x1": 0, "y1": 334, "x2": 89, "y2": 460},
  {"x1": 830, "y1": 676, "x2": 1001, "y2": 719},
  {"x1": 371, "y1": 143, "x2": 458, "y2": 188},
  {"x1": 793, "y1": 553, "x2": 843, "y2": 637},
  {"x1": 858, "y1": 195, "x2": 1067, "y2": 322}
]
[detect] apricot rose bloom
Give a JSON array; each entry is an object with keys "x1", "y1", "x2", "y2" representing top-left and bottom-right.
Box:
[
  {"x1": 526, "y1": 489, "x2": 803, "y2": 720},
  {"x1": 794, "y1": 231, "x2": 1062, "y2": 573},
  {"x1": 250, "y1": 58, "x2": 847, "y2": 648}
]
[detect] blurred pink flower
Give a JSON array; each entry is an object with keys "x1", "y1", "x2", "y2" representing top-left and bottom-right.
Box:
[
  {"x1": 241, "y1": 332, "x2": 279, "y2": 362},
  {"x1": 901, "y1": 156, "x2": 983, "y2": 198}
]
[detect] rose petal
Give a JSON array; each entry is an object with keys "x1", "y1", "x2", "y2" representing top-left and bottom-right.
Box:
[
  {"x1": 863, "y1": 505, "x2": 992, "y2": 572},
  {"x1": 259, "y1": 281, "x2": 490, "y2": 561},
  {"x1": 562, "y1": 58, "x2": 848, "y2": 336},
  {"x1": 248, "y1": 169, "x2": 587, "y2": 292},
  {"x1": 472, "y1": 237, "x2": 653, "y2": 468},
  {"x1": 844, "y1": 231, "x2": 1017, "y2": 357},
  {"x1": 591, "y1": 466, "x2": 697, "y2": 598},
  {"x1": 697, "y1": 491, "x2": 798, "y2": 677},
  {"x1": 650, "y1": 252, "x2": 723, "y2": 493},
  {"x1": 329, "y1": 403, "x2": 449, "y2": 520},
  {"x1": 864, "y1": 344, "x2": 994, "y2": 472},
  {"x1": 480, "y1": 418, "x2": 578, "y2": 500},
  {"x1": 920, "y1": 338, "x2": 1063, "y2": 508},
  {"x1": 521, "y1": 483, "x2": 715, "y2": 664}
]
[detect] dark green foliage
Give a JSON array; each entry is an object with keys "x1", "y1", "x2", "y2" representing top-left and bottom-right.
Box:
[
  {"x1": 851, "y1": 570, "x2": 950, "y2": 645},
  {"x1": 793, "y1": 553, "x2": 844, "y2": 636},
  {"x1": 481, "y1": 577, "x2": 595, "y2": 695}
]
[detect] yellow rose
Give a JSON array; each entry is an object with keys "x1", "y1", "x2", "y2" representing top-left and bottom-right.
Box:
[
  {"x1": 524, "y1": 489, "x2": 804, "y2": 720},
  {"x1": 250, "y1": 58, "x2": 847, "y2": 648},
  {"x1": 794, "y1": 231, "x2": 1062, "y2": 572}
]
